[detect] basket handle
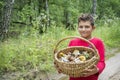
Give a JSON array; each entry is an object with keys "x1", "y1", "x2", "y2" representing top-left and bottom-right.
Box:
[{"x1": 54, "y1": 36, "x2": 98, "y2": 54}]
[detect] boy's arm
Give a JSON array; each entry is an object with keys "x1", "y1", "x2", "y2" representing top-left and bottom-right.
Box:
[
  {"x1": 96, "y1": 40, "x2": 105, "y2": 74},
  {"x1": 97, "y1": 61, "x2": 105, "y2": 74}
]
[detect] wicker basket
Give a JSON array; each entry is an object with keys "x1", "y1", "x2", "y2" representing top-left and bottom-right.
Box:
[{"x1": 54, "y1": 36, "x2": 99, "y2": 77}]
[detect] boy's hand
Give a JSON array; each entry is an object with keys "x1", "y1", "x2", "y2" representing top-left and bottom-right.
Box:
[
  {"x1": 54, "y1": 61, "x2": 62, "y2": 73},
  {"x1": 82, "y1": 65, "x2": 99, "y2": 77}
]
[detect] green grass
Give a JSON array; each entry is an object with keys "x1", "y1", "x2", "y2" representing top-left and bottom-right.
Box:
[{"x1": 0, "y1": 20, "x2": 120, "y2": 73}]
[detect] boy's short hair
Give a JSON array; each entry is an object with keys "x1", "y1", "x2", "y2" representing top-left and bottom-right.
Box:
[{"x1": 78, "y1": 13, "x2": 94, "y2": 26}]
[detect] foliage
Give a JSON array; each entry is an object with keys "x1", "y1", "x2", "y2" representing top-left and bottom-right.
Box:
[
  {"x1": 32, "y1": 12, "x2": 49, "y2": 33},
  {"x1": 97, "y1": 0, "x2": 120, "y2": 19},
  {"x1": 1, "y1": 0, "x2": 120, "y2": 33},
  {"x1": 94, "y1": 18, "x2": 120, "y2": 47}
]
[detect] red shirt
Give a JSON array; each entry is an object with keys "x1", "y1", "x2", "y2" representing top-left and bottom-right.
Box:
[{"x1": 68, "y1": 37, "x2": 105, "y2": 80}]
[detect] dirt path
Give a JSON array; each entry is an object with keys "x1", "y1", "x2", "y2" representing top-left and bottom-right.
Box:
[
  {"x1": 109, "y1": 70, "x2": 120, "y2": 80},
  {"x1": 99, "y1": 52, "x2": 120, "y2": 80}
]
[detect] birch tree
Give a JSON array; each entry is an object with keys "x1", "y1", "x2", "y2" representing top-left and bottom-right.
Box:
[
  {"x1": 92, "y1": 0, "x2": 97, "y2": 18},
  {"x1": 0, "y1": 0, "x2": 15, "y2": 40}
]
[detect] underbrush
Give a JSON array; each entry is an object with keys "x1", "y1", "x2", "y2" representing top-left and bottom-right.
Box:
[{"x1": 0, "y1": 20, "x2": 120, "y2": 73}]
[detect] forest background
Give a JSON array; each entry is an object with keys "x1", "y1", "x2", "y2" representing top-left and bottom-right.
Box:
[{"x1": 0, "y1": 0, "x2": 120, "y2": 76}]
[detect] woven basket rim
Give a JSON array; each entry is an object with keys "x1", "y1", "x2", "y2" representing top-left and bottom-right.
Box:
[{"x1": 54, "y1": 46, "x2": 98, "y2": 64}]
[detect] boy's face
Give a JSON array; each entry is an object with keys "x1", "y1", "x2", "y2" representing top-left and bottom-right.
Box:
[{"x1": 78, "y1": 21, "x2": 95, "y2": 39}]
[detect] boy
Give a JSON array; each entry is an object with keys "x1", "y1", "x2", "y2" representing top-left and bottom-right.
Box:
[{"x1": 69, "y1": 13, "x2": 105, "y2": 80}]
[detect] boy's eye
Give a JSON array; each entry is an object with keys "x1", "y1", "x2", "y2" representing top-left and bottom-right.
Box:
[
  {"x1": 79, "y1": 26, "x2": 83, "y2": 28},
  {"x1": 85, "y1": 26, "x2": 90, "y2": 28}
]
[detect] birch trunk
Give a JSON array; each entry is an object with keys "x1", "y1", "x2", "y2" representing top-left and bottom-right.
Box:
[
  {"x1": 0, "y1": 0, "x2": 15, "y2": 40},
  {"x1": 92, "y1": 0, "x2": 97, "y2": 17}
]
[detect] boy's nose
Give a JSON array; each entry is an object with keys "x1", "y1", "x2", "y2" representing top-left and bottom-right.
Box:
[{"x1": 82, "y1": 27, "x2": 86, "y2": 31}]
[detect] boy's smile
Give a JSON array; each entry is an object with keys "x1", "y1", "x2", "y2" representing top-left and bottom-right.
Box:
[{"x1": 78, "y1": 21, "x2": 95, "y2": 40}]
